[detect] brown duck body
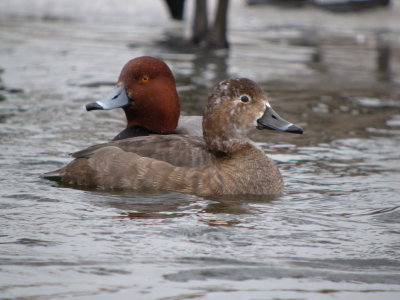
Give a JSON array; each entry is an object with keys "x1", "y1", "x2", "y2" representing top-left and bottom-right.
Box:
[
  {"x1": 70, "y1": 135, "x2": 212, "y2": 168},
  {"x1": 45, "y1": 78, "x2": 303, "y2": 196},
  {"x1": 56, "y1": 141, "x2": 282, "y2": 196}
]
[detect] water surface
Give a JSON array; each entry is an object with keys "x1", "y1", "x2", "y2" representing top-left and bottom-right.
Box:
[{"x1": 1, "y1": 1, "x2": 400, "y2": 299}]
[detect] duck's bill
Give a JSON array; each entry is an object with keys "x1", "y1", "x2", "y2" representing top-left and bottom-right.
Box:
[
  {"x1": 86, "y1": 85, "x2": 131, "y2": 111},
  {"x1": 257, "y1": 106, "x2": 303, "y2": 134}
]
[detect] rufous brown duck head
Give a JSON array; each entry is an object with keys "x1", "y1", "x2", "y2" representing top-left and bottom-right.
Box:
[{"x1": 86, "y1": 56, "x2": 180, "y2": 137}]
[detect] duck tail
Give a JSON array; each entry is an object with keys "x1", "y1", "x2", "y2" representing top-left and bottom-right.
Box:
[{"x1": 41, "y1": 169, "x2": 62, "y2": 181}]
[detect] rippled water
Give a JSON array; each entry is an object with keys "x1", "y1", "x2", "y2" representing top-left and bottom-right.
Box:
[{"x1": 1, "y1": 1, "x2": 400, "y2": 299}]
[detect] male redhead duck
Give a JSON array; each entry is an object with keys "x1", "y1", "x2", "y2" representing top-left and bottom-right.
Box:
[
  {"x1": 45, "y1": 78, "x2": 302, "y2": 196},
  {"x1": 86, "y1": 56, "x2": 202, "y2": 140}
]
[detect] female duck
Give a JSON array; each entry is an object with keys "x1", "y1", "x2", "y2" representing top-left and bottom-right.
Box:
[
  {"x1": 86, "y1": 56, "x2": 202, "y2": 140},
  {"x1": 45, "y1": 78, "x2": 302, "y2": 196}
]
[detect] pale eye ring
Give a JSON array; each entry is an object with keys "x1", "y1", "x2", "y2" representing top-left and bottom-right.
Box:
[{"x1": 240, "y1": 95, "x2": 250, "y2": 103}]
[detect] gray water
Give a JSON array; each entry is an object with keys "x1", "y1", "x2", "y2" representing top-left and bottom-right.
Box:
[{"x1": 1, "y1": 1, "x2": 400, "y2": 299}]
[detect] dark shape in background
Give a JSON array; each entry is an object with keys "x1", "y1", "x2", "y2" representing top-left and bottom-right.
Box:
[{"x1": 165, "y1": 0, "x2": 229, "y2": 49}]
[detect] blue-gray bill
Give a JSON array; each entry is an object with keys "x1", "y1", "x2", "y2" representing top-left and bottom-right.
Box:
[
  {"x1": 257, "y1": 106, "x2": 303, "y2": 134},
  {"x1": 86, "y1": 85, "x2": 130, "y2": 111}
]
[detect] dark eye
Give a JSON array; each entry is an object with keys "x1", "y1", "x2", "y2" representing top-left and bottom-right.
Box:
[{"x1": 240, "y1": 95, "x2": 250, "y2": 103}]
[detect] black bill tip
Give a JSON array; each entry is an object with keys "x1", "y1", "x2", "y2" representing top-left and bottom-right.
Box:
[
  {"x1": 286, "y1": 124, "x2": 303, "y2": 134},
  {"x1": 86, "y1": 102, "x2": 104, "y2": 111}
]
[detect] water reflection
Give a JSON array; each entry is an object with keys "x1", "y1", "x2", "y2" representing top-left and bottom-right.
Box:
[
  {"x1": 84, "y1": 189, "x2": 279, "y2": 220},
  {"x1": 376, "y1": 30, "x2": 392, "y2": 81}
]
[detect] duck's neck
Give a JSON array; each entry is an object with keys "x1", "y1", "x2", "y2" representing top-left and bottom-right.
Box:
[
  {"x1": 206, "y1": 137, "x2": 253, "y2": 156},
  {"x1": 203, "y1": 105, "x2": 252, "y2": 155},
  {"x1": 123, "y1": 106, "x2": 178, "y2": 134},
  {"x1": 112, "y1": 125, "x2": 153, "y2": 141}
]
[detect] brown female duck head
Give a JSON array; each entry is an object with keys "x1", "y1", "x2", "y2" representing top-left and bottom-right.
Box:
[{"x1": 203, "y1": 78, "x2": 302, "y2": 154}]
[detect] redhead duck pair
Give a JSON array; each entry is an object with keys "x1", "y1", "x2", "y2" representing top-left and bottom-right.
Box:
[{"x1": 44, "y1": 57, "x2": 303, "y2": 196}]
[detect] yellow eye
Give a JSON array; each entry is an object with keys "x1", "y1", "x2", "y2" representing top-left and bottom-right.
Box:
[{"x1": 140, "y1": 75, "x2": 149, "y2": 83}]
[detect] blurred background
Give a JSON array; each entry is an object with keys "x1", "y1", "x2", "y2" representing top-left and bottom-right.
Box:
[
  {"x1": 1, "y1": 0, "x2": 400, "y2": 144},
  {"x1": 1, "y1": 1, "x2": 400, "y2": 299}
]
